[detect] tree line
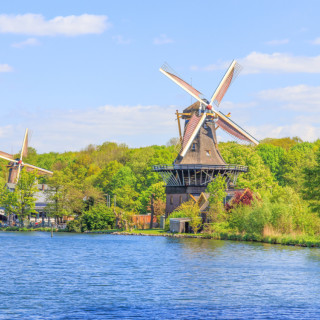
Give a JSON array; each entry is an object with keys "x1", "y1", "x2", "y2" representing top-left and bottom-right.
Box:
[{"x1": 0, "y1": 136, "x2": 319, "y2": 235}]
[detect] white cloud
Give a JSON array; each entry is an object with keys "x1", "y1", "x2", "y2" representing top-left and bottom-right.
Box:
[
  {"x1": 249, "y1": 121, "x2": 320, "y2": 142},
  {"x1": 112, "y1": 35, "x2": 132, "y2": 45},
  {"x1": 257, "y1": 85, "x2": 320, "y2": 112},
  {"x1": 12, "y1": 37, "x2": 40, "y2": 48},
  {"x1": 0, "y1": 64, "x2": 13, "y2": 72},
  {"x1": 0, "y1": 14, "x2": 110, "y2": 36},
  {"x1": 153, "y1": 34, "x2": 174, "y2": 45},
  {"x1": 312, "y1": 37, "x2": 320, "y2": 45},
  {"x1": 0, "y1": 104, "x2": 178, "y2": 153},
  {"x1": 265, "y1": 39, "x2": 289, "y2": 45},
  {"x1": 193, "y1": 52, "x2": 320, "y2": 74},
  {"x1": 217, "y1": 84, "x2": 320, "y2": 142}
]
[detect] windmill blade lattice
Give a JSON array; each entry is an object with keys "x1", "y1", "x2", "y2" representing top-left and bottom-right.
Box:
[
  {"x1": 0, "y1": 151, "x2": 14, "y2": 160},
  {"x1": 180, "y1": 113, "x2": 206, "y2": 157},
  {"x1": 23, "y1": 163, "x2": 53, "y2": 175},
  {"x1": 160, "y1": 63, "x2": 206, "y2": 104},
  {"x1": 210, "y1": 60, "x2": 242, "y2": 107},
  {"x1": 216, "y1": 111, "x2": 259, "y2": 145}
]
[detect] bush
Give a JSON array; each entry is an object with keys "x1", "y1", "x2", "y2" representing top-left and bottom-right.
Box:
[
  {"x1": 228, "y1": 200, "x2": 271, "y2": 235},
  {"x1": 5, "y1": 226, "x2": 19, "y2": 231},
  {"x1": 81, "y1": 203, "x2": 115, "y2": 231},
  {"x1": 66, "y1": 219, "x2": 81, "y2": 232}
]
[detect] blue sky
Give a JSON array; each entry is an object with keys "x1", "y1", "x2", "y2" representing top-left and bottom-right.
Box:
[{"x1": 0, "y1": 0, "x2": 320, "y2": 153}]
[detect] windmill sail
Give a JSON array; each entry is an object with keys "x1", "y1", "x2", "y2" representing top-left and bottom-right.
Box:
[
  {"x1": 180, "y1": 113, "x2": 207, "y2": 157},
  {"x1": 216, "y1": 111, "x2": 259, "y2": 145},
  {"x1": 23, "y1": 163, "x2": 53, "y2": 175},
  {"x1": 0, "y1": 152, "x2": 16, "y2": 162},
  {"x1": 21, "y1": 128, "x2": 28, "y2": 159},
  {"x1": 210, "y1": 60, "x2": 242, "y2": 107},
  {"x1": 159, "y1": 63, "x2": 205, "y2": 104},
  {"x1": 17, "y1": 128, "x2": 29, "y2": 181}
]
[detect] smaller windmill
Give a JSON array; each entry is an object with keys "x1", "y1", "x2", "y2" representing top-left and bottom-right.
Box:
[{"x1": 0, "y1": 129, "x2": 53, "y2": 183}]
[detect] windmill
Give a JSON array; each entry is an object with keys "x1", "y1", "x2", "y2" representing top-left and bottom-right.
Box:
[
  {"x1": 154, "y1": 60, "x2": 259, "y2": 216},
  {"x1": 0, "y1": 129, "x2": 53, "y2": 183}
]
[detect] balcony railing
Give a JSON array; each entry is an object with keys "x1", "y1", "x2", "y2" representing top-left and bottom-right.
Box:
[{"x1": 153, "y1": 164, "x2": 248, "y2": 172}]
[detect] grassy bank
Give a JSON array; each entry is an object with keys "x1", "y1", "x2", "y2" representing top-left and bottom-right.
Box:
[
  {"x1": 2, "y1": 226, "x2": 320, "y2": 248},
  {"x1": 108, "y1": 229, "x2": 320, "y2": 247},
  {"x1": 0, "y1": 226, "x2": 64, "y2": 232}
]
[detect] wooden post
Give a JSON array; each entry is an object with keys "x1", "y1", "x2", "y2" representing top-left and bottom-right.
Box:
[
  {"x1": 114, "y1": 196, "x2": 118, "y2": 229},
  {"x1": 51, "y1": 225, "x2": 53, "y2": 238},
  {"x1": 150, "y1": 193, "x2": 154, "y2": 229},
  {"x1": 176, "y1": 110, "x2": 182, "y2": 144}
]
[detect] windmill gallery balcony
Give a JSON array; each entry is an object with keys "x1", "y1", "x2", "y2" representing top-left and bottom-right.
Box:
[{"x1": 153, "y1": 164, "x2": 248, "y2": 187}]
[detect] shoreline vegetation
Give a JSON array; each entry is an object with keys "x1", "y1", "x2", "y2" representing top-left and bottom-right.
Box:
[
  {"x1": 2, "y1": 227, "x2": 320, "y2": 248},
  {"x1": 1, "y1": 137, "x2": 320, "y2": 249}
]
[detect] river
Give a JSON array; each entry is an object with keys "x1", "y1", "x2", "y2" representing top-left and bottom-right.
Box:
[{"x1": 0, "y1": 232, "x2": 320, "y2": 319}]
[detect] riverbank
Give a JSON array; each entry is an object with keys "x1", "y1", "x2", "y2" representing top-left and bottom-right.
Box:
[
  {"x1": 87, "y1": 229, "x2": 320, "y2": 248},
  {"x1": 2, "y1": 227, "x2": 320, "y2": 248}
]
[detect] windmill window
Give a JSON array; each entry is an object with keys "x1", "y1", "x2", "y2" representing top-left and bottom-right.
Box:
[
  {"x1": 179, "y1": 195, "x2": 183, "y2": 204},
  {"x1": 206, "y1": 150, "x2": 211, "y2": 156},
  {"x1": 192, "y1": 143, "x2": 196, "y2": 151},
  {"x1": 170, "y1": 196, "x2": 173, "y2": 205}
]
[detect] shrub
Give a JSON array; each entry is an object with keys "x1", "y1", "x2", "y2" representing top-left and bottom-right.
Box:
[
  {"x1": 81, "y1": 203, "x2": 115, "y2": 231},
  {"x1": 66, "y1": 219, "x2": 81, "y2": 232},
  {"x1": 228, "y1": 200, "x2": 271, "y2": 235}
]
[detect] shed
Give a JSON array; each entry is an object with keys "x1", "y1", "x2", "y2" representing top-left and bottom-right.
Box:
[{"x1": 170, "y1": 218, "x2": 191, "y2": 233}]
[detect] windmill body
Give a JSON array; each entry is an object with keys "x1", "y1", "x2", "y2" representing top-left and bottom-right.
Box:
[
  {"x1": 154, "y1": 61, "x2": 259, "y2": 216},
  {"x1": 176, "y1": 103, "x2": 226, "y2": 166}
]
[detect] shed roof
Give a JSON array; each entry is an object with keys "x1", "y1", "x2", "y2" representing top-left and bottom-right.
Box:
[{"x1": 170, "y1": 218, "x2": 191, "y2": 222}]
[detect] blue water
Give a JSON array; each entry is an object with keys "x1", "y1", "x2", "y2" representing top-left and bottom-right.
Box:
[{"x1": 0, "y1": 233, "x2": 320, "y2": 319}]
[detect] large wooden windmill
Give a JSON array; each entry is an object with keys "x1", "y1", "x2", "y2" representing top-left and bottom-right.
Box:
[
  {"x1": 154, "y1": 60, "x2": 259, "y2": 215},
  {"x1": 0, "y1": 129, "x2": 53, "y2": 183}
]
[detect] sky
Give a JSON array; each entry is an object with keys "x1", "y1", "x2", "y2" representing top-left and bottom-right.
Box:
[{"x1": 0, "y1": 0, "x2": 320, "y2": 153}]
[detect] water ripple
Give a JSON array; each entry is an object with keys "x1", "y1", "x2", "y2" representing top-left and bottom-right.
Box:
[{"x1": 0, "y1": 232, "x2": 319, "y2": 319}]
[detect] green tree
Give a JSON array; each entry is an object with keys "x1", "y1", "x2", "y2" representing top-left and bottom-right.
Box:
[
  {"x1": 281, "y1": 143, "x2": 316, "y2": 192},
  {"x1": 14, "y1": 171, "x2": 38, "y2": 226},
  {"x1": 219, "y1": 142, "x2": 275, "y2": 190},
  {"x1": 138, "y1": 181, "x2": 166, "y2": 213},
  {"x1": 109, "y1": 166, "x2": 137, "y2": 191},
  {"x1": 259, "y1": 136, "x2": 302, "y2": 150},
  {"x1": 0, "y1": 184, "x2": 18, "y2": 225},
  {"x1": 95, "y1": 160, "x2": 123, "y2": 192},
  {"x1": 206, "y1": 175, "x2": 227, "y2": 224},
  {"x1": 46, "y1": 171, "x2": 72, "y2": 223},
  {"x1": 256, "y1": 144, "x2": 285, "y2": 181},
  {"x1": 113, "y1": 184, "x2": 140, "y2": 212},
  {"x1": 302, "y1": 149, "x2": 320, "y2": 213}
]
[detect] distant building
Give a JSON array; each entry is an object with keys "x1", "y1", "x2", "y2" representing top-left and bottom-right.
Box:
[{"x1": 4, "y1": 183, "x2": 54, "y2": 225}]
